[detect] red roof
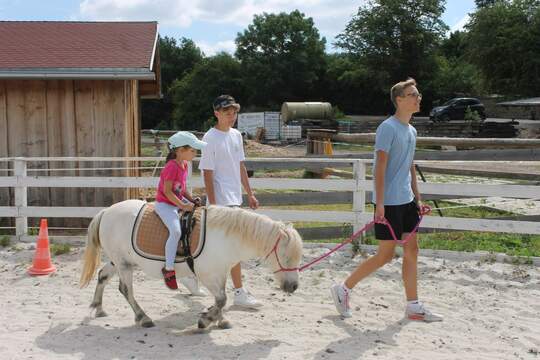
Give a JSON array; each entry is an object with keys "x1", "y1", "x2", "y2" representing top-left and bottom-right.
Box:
[{"x1": 0, "y1": 21, "x2": 158, "y2": 69}]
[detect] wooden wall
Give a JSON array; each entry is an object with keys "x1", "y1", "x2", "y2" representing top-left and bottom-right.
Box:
[{"x1": 0, "y1": 79, "x2": 141, "y2": 230}]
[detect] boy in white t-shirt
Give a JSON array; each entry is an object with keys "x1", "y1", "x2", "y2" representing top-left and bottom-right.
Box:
[{"x1": 199, "y1": 95, "x2": 261, "y2": 308}]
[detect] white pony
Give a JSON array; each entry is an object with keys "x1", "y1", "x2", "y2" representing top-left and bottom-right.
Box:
[{"x1": 80, "y1": 199, "x2": 303, "y2": 329}]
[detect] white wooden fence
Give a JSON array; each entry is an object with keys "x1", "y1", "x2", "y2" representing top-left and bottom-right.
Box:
[{"x1": 0, "y1": 157, "x2": 539, "y2": 243}]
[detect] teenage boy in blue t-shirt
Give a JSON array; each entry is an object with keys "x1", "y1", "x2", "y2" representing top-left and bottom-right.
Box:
[{"x1": 331, "y1": 78, "x2": 443, "y2": 322}]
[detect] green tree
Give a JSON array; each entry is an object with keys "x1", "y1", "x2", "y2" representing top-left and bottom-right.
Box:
[
  {"x1": 475, "y1": 0, "x2": 501, "y2": 7},
  {"x1": 431, "y1": 55, "x2": 485, "y2": 101},
  {"x1": 235, "y1": 10, "x2": 327, "y2": 108},
  {"x1": 170, "y1": 53, "x2": 247, "y2": 130},
  {"x1": 432, "y1": 30, "x2": 485, "y2": 101},
  {"x1": 335, "y1": 0, "x2": 448, "y2": 90},
  {"x1": 323, "y1": 54, "x2": 387, "y2": 114},
  {"x1": 141, "y1": 37, "x2": 204, "y2": 129},
  {"x1": 466, "y1": 0, "x2": 540, "y2": 95}
]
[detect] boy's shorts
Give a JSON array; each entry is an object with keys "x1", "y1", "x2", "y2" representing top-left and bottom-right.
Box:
[{"x1": 374, "y1": 201, "x2": 420, "y2": 240}]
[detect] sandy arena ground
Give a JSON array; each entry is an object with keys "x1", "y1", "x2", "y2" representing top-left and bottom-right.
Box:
[{"x1": 1, "y1": 243, "x2": 539, "y2": 360}]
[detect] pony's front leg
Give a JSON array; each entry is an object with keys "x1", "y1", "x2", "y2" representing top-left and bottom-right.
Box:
[{"x1": 198, "y1": 275, "x2": 230, "y2": 329}]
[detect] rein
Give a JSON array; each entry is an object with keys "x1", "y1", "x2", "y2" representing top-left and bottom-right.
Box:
[{"x1": 267, "y1": 206, "x2": 430, "y2": 273}]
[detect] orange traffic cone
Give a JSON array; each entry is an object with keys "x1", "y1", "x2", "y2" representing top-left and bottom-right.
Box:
[{"x1": 28, "y1": 219, "x2": 56, "y2": 276}]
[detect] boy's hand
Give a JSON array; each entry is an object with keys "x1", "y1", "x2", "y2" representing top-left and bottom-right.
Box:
[
  {"x1": 375, "y1": 205, "x2": 385, "y2": 223},
  {"x1": 248, "y1": 194, "x2": 259, "y2": 210},
  {"x1": 418, "y1": 201, "x2": 431, "y2": 215}
]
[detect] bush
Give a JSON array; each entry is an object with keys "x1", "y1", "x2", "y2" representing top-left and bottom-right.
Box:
[
  {"x1": 0, "y1": 236, "x2": 10, "y2": 247},
  {"x1": 464, "y1": 107, "x2": 483, "y2": 123}
]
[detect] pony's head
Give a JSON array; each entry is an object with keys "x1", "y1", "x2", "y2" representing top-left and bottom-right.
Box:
[
  {"x1": 266, "y1": 223, "x2": 303, "y2": 293},
  {"x1": 205, "y1": 206, "x2": 303, "y2": 293}
]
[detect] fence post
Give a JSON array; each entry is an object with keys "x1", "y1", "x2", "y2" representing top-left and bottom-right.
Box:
[
  {"x1": 352, "y1": 160, "x2": 366, "y2": 241},
  {"x1": 14, "y1": 158, "x2": 27, "y2": 240}
]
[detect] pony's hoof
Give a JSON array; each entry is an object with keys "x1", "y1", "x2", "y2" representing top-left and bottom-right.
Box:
[
  {"x1": 198, "y1": 318, "x2": 209, "y2": 329},
  {"x1": 218, "y1": 320, "x2": 232, "y2": 329},
  {"x1": 141, "y1": 320, "x2": 155, "y2": 328},
  {"x1": 95, "y1": 310, "x2": 108, "y2": 318}
]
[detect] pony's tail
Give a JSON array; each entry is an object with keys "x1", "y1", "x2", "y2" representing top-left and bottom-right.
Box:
[{"x1": 80, "y1": 209, "x2": 105, "y2": 288}]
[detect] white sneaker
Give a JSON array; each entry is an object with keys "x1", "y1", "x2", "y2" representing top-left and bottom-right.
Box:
[
  {"x1": 330, "y1": 283, "x2": 352, "y2": 318},
  {"x1": 179, "y1": 276, "x2": 207, "y2": 297},
  {"x1": 233, "y1": 288, "x2": 262, "y2": 308},
  {"x1": 406, "y1": 302, "x2": 443, "y2": 322}
]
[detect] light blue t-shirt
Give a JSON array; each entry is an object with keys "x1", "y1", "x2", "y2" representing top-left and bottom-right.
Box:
[{"x1": 372, "y1": 116, "x2": 416, "y2": 205}]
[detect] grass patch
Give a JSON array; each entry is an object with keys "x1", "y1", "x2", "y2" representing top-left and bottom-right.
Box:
[
  {"x1": 267, "y1": 201, "x2": 539, "y2": 257},
  {"x1": 50, "y1": 243, "x2": 71, "y2": 255},
  {"x1": 0, "y1": 235, "x2": 10, "y2": 247}
]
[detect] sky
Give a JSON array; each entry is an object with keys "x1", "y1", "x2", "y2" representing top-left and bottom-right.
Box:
[{"x1": 0, "y1": 0, "x2": 476, "y2": 55}]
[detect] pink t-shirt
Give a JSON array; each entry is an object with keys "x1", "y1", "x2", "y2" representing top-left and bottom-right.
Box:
[{"x1": 156, "y1": 160, "x2": 188, "y2": 206}]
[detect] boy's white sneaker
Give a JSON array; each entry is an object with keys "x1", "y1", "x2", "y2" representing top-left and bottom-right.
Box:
[
  {"x1": 233, "y1": 288, "x2": 262, "y2": 308},
  {"x1": 330, "y1": 283, "x2": 352, "y2": 318},
  {"x1": 179, "y1": 276, "x2": 207, "y2": 297},
  {"x1": 406, "y1": 302, "x2": 443, "y2": 322}
]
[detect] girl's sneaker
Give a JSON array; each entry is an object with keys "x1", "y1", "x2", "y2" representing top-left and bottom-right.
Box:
[{"x1": 162, "y1": 268, "x2": 178, "y2": 290}]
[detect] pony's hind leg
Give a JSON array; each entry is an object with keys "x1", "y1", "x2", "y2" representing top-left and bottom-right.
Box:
[
  {"x1": 117, "y1": 263, "x2": 155, "y2": 328},
  {"x1": 90, "y1": 262, "x2": 116, "y2": 317}
]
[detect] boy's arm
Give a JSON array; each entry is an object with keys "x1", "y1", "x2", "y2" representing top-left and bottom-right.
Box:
[
  {"x1": 410, "y1": 163, "x2": 421, "y2": 203},
  {"x1": 203, "y1": 170, "x2": 216, "y2": 205},
  {"x1": 374, "y1": 150, "x2": 388, "y2": 222},
  {"x1": 240, "y1": 161, "x2": 258, "y2": 209}
]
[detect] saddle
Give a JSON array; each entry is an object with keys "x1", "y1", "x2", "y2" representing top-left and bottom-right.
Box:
[{"x1": 132, "y1": 203, "x2": 207, "y2": 272}]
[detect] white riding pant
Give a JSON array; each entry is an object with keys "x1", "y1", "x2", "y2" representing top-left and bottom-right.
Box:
[{"x1": 154, "y1": 201, "x2": 181, "y2": 269}]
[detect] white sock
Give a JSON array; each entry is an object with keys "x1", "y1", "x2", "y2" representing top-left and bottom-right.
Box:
[
  {"x1": 342, "y1": 283, "x2": 351, "y2": 293},
  {"x1": 234, "y1": 287, "x2": 244, "y2": 295},
  {"x1": 407, "y1": 300, "x2": 421, "y2": 311}
]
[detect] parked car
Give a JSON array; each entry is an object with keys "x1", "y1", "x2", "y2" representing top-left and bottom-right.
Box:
[{"x1": 430, "y1": 97, "x2": 486, "y2": 122}]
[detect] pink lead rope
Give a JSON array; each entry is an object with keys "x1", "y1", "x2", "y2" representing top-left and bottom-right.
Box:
[{"x1": 267, "y1": 205, "x2": 431, "y2": 273}]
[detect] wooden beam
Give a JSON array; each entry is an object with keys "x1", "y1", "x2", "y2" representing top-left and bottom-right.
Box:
[{"x1": 324, "y1": 132, "x2": 540, "y2": 149}]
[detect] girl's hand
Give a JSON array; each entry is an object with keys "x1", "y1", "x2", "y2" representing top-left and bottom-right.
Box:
[{"x1": 183, "y1": 203, "x2": 194, "y2": 212}]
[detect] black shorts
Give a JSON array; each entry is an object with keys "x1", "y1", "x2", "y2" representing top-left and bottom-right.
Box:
[{"x1": 374, "y1": 201, "x2": 420, "y2": 240}]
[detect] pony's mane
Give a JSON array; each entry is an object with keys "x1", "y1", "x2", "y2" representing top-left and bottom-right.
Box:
[{"x1": 205, "y1": 206, "x2": 299, "y2": 256}]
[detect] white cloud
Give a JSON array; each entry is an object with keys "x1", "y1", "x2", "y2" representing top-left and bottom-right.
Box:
[
  {"x1": 78, "y1": 0, "x2": 361, "y2": 37},
  {"x1": 450, "y1": 14, "x2": 470, "y2": 33},
  {"x1": 197, "y1": 40, "x2": 236, "y2": 56}
]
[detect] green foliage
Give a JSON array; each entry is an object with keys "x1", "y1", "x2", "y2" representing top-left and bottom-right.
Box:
[
  {"x1": 431, "y1": 55, "x2": 485, "y2": 100},
  {"x1": 170, "y1": 53, "x2": 247, "y2": 131},
  {"x1": 464, "y1": 107, "x2": 483, "y2": 123},
  {"x1": 466, "y1": 0, "x2": 540, "y2": 96},
  {"x1": 0, "y1": 235, "x2": 10, "y2": 247},
  {"x1": 50, "y1": 243, "x2": 71, "y2": 256},
  {"x1": 141, "y1": 37, "x2": 204, "y2": 129},
  {"x1": 332, "y1": 106, "x2": 346, "y2": 120},
  {"x1": 335, "y1": 0, "x2": 448, "y2": 92},
  {"x1": 475, "y1": 0, "x2": 502, "y2": 8},
  {"x1": 139, "y1": 3, "x2": 538, "y2": 129},
  {"x1": 236, "y1": 10, "x2": 327, "y2": 107}
]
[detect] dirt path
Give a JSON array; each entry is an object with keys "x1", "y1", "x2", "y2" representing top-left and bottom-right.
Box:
[{"x1": 1, "y1": 243, "x2": 539, "y2": 360}]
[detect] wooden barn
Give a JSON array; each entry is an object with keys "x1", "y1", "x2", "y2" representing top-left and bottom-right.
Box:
[{"x1": 0, "y1": 21, "x2": 161, "y2": 228}]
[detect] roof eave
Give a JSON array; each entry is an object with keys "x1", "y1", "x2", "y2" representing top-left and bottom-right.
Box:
[{"x1": 0, "y1": 68, "x2": 156, "y2": 80}]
